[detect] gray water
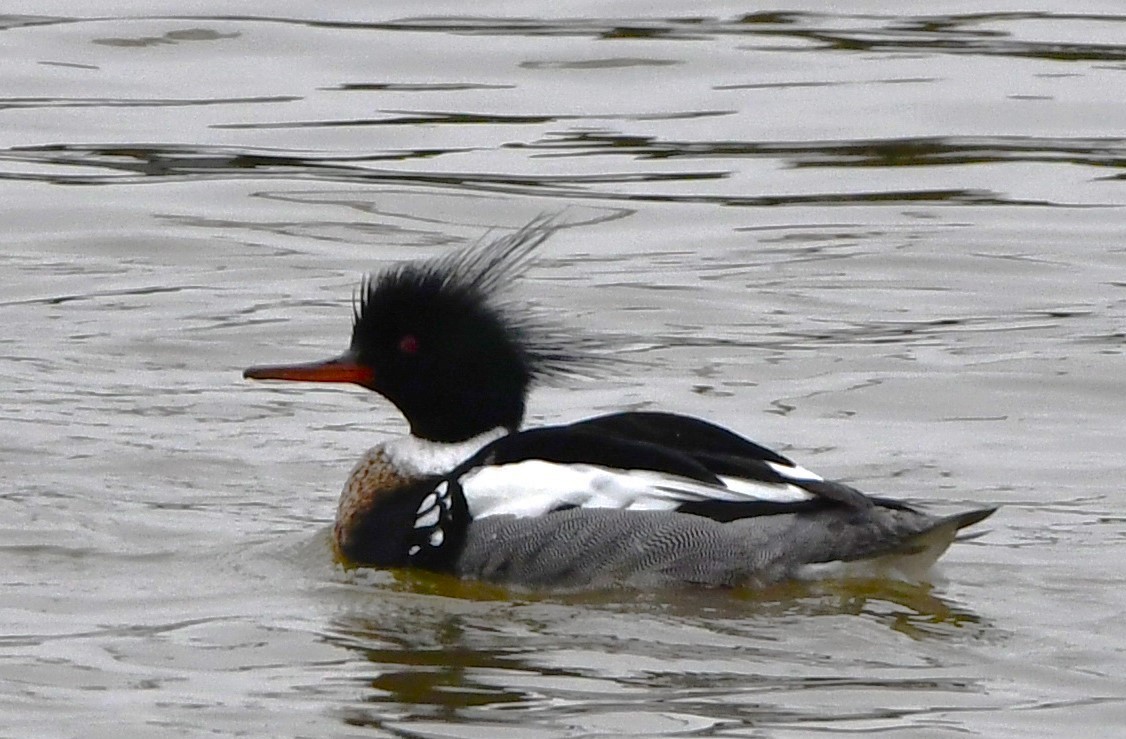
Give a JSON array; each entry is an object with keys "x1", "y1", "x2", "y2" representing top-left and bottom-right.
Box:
[{"x1": 2, "y1": 4, "x2": 1125, "y2": 737}]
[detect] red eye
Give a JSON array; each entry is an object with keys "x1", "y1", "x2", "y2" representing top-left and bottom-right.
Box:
[{"x1": 398, "y1": 334, "x2": 420, "y2": 355}]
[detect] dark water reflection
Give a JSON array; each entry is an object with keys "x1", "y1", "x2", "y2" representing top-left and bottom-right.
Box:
[
  {"x1": 321, "y1": 576, "x2": 991, "y2": 732},
  {"x1": 3, "y1": 4, "x2": 1125, "y2": 738},
  {"x1": 10, "y1": 139, "x2": 1117, "y2": 211}
]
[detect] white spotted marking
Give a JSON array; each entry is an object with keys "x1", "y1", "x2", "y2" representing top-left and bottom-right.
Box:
[
  {"x1": 434, "y1": 480, "x2": 449, "y2": 496},
  {"x1": 408, "y1": 545, "x2": 421, "y2": 556},
  {"x1": 429, "y1": 528, "x2": 445, "y2": 547},
  {"x1": 414, "y1": 506, "x2": 440, "y2": 528},
  {"x1": 415, "y1": 493, "x2": 437, "y2": 514}
]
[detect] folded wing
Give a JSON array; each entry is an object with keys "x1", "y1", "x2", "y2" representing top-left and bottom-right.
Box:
[{"x1": 450, "y1": 411, "x2": 874, "y2": 520}]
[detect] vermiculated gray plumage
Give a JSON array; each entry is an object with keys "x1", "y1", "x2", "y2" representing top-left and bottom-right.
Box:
[{"x1": 457, "y1": 505, "x2": 995, "y2": 589}]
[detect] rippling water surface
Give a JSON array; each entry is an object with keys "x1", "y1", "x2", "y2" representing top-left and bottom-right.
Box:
[{"x1": 2, "y1": 3, "x2": 1125, "y2": 737}]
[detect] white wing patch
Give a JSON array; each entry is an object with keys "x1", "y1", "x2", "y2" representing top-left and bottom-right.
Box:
[
  {"x1": 765, "y1": 461, "x2": 823, "y2": 483},
  {"x1": 460, "y1": 461, "x2": 815, "y2": 519}
]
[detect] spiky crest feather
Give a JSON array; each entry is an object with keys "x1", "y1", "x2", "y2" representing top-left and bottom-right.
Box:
[{"x1": 353, "y1": 215, "x2": 611, "y2": 385}]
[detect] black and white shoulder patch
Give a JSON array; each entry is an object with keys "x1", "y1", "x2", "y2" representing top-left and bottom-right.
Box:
[{"x1": 403, "y1": 478, "x2": 467, "y2": 569}]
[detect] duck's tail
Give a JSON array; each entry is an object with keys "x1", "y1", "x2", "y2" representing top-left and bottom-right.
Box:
[{"x1": 796, "y1": 506, "x2": 997, "y2": 583}]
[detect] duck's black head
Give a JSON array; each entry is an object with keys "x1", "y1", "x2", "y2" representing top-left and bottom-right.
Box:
[{"x1": 244, "y1": 217, "x2": 605, "y2": 442}]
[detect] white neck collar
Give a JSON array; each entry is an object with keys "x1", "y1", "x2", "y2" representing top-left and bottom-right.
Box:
[{"x1": 380, "y1": 426, "x2": 509, "y2": 477}]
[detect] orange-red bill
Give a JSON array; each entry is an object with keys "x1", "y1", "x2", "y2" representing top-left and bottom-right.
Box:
[{"x1": 243, "y1": 352, "x2": 374, "y2": 385}]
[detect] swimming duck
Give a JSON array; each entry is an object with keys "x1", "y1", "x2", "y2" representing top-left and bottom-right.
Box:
[{"x1": 244, "y1": 217, "x2": 994, "y2": 589}]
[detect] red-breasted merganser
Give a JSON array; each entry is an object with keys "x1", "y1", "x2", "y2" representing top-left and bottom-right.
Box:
[{"x1": 244, "y1": 217, "x2": 995, "y2": 589}]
